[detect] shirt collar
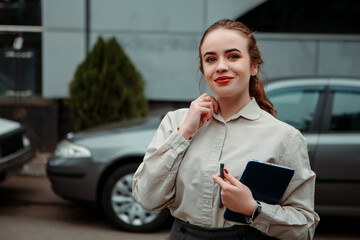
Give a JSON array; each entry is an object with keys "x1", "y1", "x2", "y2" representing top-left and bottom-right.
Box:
[{"x1": 213, "y1": 98, "x2": 262, "y2": 123}]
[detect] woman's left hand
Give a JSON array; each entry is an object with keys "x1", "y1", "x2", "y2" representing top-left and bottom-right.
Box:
[{"x1": 213, "y1": 168, "x2": 257, "y2": 216}]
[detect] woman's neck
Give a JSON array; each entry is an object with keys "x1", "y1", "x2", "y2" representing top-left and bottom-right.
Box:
[{"x1": 218, "y1": 94, "x2": 252, "y2": 121}]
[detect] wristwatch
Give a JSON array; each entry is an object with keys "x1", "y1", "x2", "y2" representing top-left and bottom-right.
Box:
[{"x1": 245, "y1": 201, "x2": 262, "y2": 224}]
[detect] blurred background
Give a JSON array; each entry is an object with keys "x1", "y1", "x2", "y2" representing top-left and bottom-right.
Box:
[
  {"x1": 1, "y1": 0, "x2": 360, "y2": 239},
  {"x1": 1, "y1": 0, "x2": 359, "y2": 152}
]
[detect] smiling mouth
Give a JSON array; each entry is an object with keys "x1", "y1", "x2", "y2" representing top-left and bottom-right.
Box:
[{"x1": 215, "y1": 76, "x2": 233, "y2": 84}]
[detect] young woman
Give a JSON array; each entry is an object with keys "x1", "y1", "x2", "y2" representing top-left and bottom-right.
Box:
[{"x1": 133, "y1": 19, "x2": 319, "y2": 240}]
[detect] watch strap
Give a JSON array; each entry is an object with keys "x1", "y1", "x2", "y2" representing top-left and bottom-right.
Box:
[{"x1": 245, "y1": 201, "x2": 262, "y2": 224}]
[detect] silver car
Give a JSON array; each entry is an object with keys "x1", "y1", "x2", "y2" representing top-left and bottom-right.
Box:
[{"x1": 47, "y1": 77, "x2": 360, "y2": 231}]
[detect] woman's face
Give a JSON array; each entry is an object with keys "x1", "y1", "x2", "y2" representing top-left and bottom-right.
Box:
[{"x1": 200, "y1": 28, "x2": 257, "y2": 101}]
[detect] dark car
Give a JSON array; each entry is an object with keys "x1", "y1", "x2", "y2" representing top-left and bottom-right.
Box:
[
  {"x1": 0, "y1": 117, "x2": 34, "y2": 181},
  {"x1": 266, "y1": 77, "x2": 360, "y2": 216},
  {"x1": 47, "y1": 77, "x2": 360, "y2": 232}
]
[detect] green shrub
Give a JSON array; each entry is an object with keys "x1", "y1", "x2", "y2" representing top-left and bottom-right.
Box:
[{"x1": 68, "y1": 37, "x2": 148, "y2": 131}]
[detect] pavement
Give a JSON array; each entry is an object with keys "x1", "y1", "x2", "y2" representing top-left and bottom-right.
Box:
[{"x1": 19, "y1": 152, "x2": 50, "y2": 177}]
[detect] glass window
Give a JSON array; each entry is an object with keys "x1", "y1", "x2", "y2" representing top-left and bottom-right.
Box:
[
  {"x1": 0, "y1": 0, "x2": 41, "y2": 26},
  {"x1": 0, "y1": 32, "x2": 41, "y2": 96},
  {"x1": 0, "y1": 0, "x2": 42, "y2": 97},
  {"x1": 330, "y1": 90, "x2": 360, "y2": 131},
  {"x1": 237, "y1": 0, "x2": 360, "y2": 34},
  {"x1": 269, "y1": 89, "x2": 320, "y2": 132}
]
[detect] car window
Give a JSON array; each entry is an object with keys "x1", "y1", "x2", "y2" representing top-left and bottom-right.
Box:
[
  {"x1": 269, "y1": 89, "x2": 320, "y2": 132},
  {"x1": 330, "y1": 90, "x2": 360, "y2": 132}
]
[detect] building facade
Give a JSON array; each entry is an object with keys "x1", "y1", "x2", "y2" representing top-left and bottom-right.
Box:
[{"x1": 1, "y1": 0, "x2": 360, "y2": 151}]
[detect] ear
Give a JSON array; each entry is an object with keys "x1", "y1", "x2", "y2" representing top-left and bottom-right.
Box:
[{"x1": 251, "y1": 65, "x2": 259, "y2": 76}]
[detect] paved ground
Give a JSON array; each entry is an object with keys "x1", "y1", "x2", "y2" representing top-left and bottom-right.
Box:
[{"x1": 0, "y1": 174, "x2": 170, "y2": 240}]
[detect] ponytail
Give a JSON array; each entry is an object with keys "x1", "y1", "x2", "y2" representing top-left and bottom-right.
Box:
[{"x1": 249, "y1": 76, "x2": 277, "y2": 117}]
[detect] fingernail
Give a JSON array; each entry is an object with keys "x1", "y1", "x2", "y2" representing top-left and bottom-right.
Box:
[{"x1": 224, "y1": 168, "x2": 229, "y2": 174}]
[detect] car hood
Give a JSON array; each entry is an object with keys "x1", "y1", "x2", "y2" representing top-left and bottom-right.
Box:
[
  {"x1": 68, "y1": 116, "x2": 161, "y2": 142},
  {"x1": 65, "y1": 116, "x2": 162, "y2": 161}
]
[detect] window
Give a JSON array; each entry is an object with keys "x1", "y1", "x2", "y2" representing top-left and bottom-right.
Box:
[
  {"x1": 269, "y1": 89, "x2": 320, "y2": 132},
  {"x1": 330, "y1": 90, "x2": 360, "y2": 132},
  {"x1": 0, "y1": 0, "x2": 41, "y2": 26},
  {"x1": 237, "y1": 0, "x2": 360, "y2": 34},
  {"x1": 0, "y1": 0, "x2": 42, "y2": 97}
]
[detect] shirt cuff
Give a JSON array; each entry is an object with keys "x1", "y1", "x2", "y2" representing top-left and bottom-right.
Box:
[
  {"x1": 250, "y1": 201, "x2": 275, "y2": 233},
  {"x1": 172, "y1": 129, "x2": 191, "y2": 154},
  {"x1": 164, "y1": 130, "x2": 191, "y2": 172}
]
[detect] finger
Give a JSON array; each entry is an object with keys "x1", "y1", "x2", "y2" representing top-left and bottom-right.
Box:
[
  {"x1": 198, "y1": 102, "x2": 214, "y2": 121},
  {"x1": 202, "y1": 94, "x2": 219, "y2": 114},
  {"x1": 197, "y1": 97, "x2": 215, "y2": 118},
  {"x1": 198, "y1": 93, "x2": 209, "y2": 103},
  {"x1": 223, "y1": 168, "x2": 242, "y2": 188},
  {"x1": 212, "y1": 173, "x2": 228, "y2": 188},
  {"x1": 207, "y1": 95, "x2": 219, "y2": 114},
  {"x1": 205, "y1": 102, "x2": 214, "y2": 120}
]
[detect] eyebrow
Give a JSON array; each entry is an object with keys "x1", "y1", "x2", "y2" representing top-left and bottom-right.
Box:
[{"x1": 203, "y1": 48, "x2": 242, "y2": 57}]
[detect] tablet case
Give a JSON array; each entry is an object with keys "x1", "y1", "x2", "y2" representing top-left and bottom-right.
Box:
[{"x1": 223, "y1": 160, "x2": 295, "y2": 223}]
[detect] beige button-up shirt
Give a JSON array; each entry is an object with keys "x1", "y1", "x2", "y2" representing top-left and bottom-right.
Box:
[{"x1": 133, "y1": 98, "x2": 319, "y2": 239}]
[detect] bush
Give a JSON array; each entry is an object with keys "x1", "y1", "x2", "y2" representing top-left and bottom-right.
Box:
[{"x1": 68, "y1": 37, "x2": 148, "y2": 131}]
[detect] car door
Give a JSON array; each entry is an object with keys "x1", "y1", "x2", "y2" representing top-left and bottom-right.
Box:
[
  {"x1": 312, "y1": 85, "x2": 360, "y2": 214},
  {"x1": 267, "y1": 84, "x2": 326, "y2": 168}
]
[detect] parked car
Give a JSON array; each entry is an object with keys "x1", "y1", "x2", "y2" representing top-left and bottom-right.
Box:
[
  {"x1": 47, "y1": 77, "x2": 360, "y2": 232},
  {"x1": 0, "y1": 117, "x2": 34, "y2": 181},
  {"x1": 47, "y1": 117, "x2": 167, "y2": 232},
  {"x1": 266, "y1": 77, "x2": 360, "y2": 216}
]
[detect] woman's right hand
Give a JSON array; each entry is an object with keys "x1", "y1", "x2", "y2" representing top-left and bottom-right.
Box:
[
  {"x1": 213, "y1": 169, "x2": 257, "y2": 216},
  {"x1": 178, "y1": 93, "x2": 218, "y2": 140}
]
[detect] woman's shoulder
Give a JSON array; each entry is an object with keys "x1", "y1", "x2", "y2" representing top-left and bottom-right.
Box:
[
  {"x1": 260, "y1": 109, "x2": 301, "y2": 136},
  {"x1": 259, "y1": 110, "x2": 308, "y2": 156},
  {"x1": 166, "y1": 108, "x2": 189, "y2": 118},
  {"x1": 161, "y1": 108, "x2": 189, "y2": 126}
]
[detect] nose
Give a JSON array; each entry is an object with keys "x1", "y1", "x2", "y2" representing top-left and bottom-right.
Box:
[{"x1": 216, "y1": 58, "x2": 229, "y2": 73}]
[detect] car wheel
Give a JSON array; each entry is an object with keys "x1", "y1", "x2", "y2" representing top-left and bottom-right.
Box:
[{"x1": 101, "y1": 163, "x2": 171, "y2": 232}]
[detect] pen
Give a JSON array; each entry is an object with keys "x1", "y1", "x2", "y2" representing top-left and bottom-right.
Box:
[{"x1": 219, "y1": 163, "x2": 224, "y2": 208}]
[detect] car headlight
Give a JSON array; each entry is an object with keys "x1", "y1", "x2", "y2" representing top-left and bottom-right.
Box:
[
  {"x1": 55, "y1": 140, "x2": 91, "y2": 158},
  {"x1": 23, "y1": 136, "x2": 30, "y2": 147}
]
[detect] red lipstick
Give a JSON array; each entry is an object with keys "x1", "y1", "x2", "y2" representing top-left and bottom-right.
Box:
[{"x1": 215, "y1": 76, "x2": 233, "y2": 84}]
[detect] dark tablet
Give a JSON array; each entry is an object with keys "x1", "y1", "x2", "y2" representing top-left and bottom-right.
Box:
[{"x1": 224, "y1": 160, "x2": 295, "y2": 223}]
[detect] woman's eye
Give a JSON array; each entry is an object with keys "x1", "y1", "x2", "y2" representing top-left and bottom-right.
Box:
[
  {"x1": 205, "y1": 57, "x2": 216, "y2": 63},
  {"x1": 228, "y1": 54, "x2": 240, "y2": 60}
]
